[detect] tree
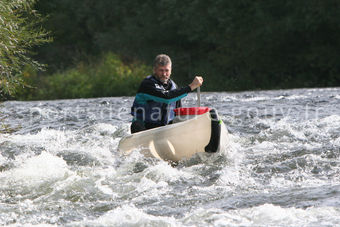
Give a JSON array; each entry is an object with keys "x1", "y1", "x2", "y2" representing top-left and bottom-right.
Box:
[
  {"x1": 30, "y1": 0, "x2": 340, "y2": 96},
  {"x1": 0, "y1": 0, "x2": 50, "y2": 98}
]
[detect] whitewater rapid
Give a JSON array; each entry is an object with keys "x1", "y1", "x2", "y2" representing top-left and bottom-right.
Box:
[{"x1": 0, "y1": 87, "x2": 339, "y2": 226}]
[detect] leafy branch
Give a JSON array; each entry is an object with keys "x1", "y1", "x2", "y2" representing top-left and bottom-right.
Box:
[{"x1": 0, "y1": 0, "x2": 51, "y2": 98}]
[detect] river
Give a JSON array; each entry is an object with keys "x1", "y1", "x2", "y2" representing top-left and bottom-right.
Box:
[{"x1": 0, "y1": 87, "x2": 340, "y2": 226}]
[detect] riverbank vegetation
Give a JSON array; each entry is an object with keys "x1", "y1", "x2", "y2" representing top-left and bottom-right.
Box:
[
  {"x1": 2, "y1": 0, "x2": 340, "y2": 100},
  {"x1": 16, "y1": 53, "x2": 150, "y2": 100},
  {"x1": 0, "y1": 0, "x2": 50, "y2": 99}
]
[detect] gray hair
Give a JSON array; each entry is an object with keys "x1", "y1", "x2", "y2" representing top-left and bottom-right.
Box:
[{"x1": 153, "y1": 54, "x2": 172, "y2": 68}]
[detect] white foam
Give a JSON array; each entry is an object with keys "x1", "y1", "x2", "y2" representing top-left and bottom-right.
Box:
[
  {"x1": 285, "y1": 95, "x2": 307, "y2": 100},
  {"x1": 70, "y1": 204, "x2": 178, "y2": 227},
  {"x1": 1, "y1": 128, "x2": 68, "y2": 152},
  {"x1": 258, "y1": 117, "x2": 309, "y2": 143},
  {"x1": 252, "y1": 141, "x2": 276, "y2": 153},
  {"x1": 144, "y1": 162, "x2": 194, "y2": 183},
  {"x1": 318, "y1": 115, "x2": 340, "y2": 127},
  {"x1": 91, "y1": 123, "x2": 118, "y2": 135},
  {"x1": 133, "y1": 162, "x2": 197, "y2": 195},
  {"x1": 0, "y1": 153, "x2": 6, "y2": 167},
  {"x1": 240, "y1": 96, "x2": 269, "y2": 102},
  {"x1": 182, "y1": 204, "x2": 340, "y2": 226},
  {"x1": 0, "y1": 152, "x2": 69, "y2": 188},
  {"x1": 95, "y1": 170, "x2": 118, "y2": 196},
  {"x1": 218, "y1": 165, "x2": 255, "y2": 190},
  {"x1": 7, "y1": 224, "x2": 57, "y2": 227},
  {"x1": 29, "y1": 106, "x2": 56, "y2": 118},
  {"x1": 1, "y1": 126, "x2": 119, "y2": 167},
  {"x1": 135, "y1": 177, "x2": 169, "y2": 195},
  {"x1": 333, "y1": 137, "x2": 340, "y2": 146}
]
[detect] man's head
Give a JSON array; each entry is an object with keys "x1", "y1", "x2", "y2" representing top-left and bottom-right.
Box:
[{"x1": 153, "y1": 54, "x2": 172, "y2": 84}]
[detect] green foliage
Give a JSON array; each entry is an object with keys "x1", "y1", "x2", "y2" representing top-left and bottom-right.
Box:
[
  {"x1": 0, "y1": 0, "x2": 50, "y2": 98},
  {"x1": 16, "y1": 53, "x2": 150, "y2": 100},
  {"x1": 12, "y1": 0, "x2": 340, "y2": 100},
  {"x1": 33, "y1": 0, "x2": 340, "y2": 93}
]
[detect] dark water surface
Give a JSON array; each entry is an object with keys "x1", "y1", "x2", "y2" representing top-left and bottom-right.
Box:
[{"x1": 1, "y1": 87, "x2": 340, "y2": 226}]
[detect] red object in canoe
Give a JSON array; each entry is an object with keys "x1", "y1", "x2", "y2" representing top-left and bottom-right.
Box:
[{"x1": 174, "y1": 107, "x2": 211, "y2": 116}]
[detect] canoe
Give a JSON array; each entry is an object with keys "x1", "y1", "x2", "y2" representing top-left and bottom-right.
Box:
[{"x1": 118, "y1": 107, "x2": 229, "y2": 162}]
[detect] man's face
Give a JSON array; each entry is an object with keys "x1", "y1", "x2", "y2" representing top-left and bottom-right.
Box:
[{"x1": 153, "y1": 64, "x2": 171, "y2": 84}]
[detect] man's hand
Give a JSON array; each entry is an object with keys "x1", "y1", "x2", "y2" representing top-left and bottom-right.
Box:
[{"x1": 189, "y1": 76, "x2": 204, "y2": 91}]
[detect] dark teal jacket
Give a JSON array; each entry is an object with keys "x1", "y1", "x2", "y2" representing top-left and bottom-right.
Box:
[{"x1": 131, "y1": 75, "x2": 191, "y2": 127}]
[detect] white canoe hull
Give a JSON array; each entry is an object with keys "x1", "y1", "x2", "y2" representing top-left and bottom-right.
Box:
[{"x1": 118, "y1": 110, "x2": 229, "y2": 162}]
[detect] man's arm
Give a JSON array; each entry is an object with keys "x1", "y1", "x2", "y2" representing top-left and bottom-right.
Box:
[
  {"x1": 138, "y1": 79, "x2": 191, "y2": 101},
  {"x1": 136, "y1": 76, "x2": 203, "y2": 104}
]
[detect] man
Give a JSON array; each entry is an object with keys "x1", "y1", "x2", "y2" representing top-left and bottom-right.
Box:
[{"x1": 130, "y1": 54, "x2": 203, "y2": 133}]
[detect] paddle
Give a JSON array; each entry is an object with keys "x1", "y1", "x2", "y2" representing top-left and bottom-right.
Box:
[{"x1": 197, "y1": 86, "x2": 201, "y2": 107}]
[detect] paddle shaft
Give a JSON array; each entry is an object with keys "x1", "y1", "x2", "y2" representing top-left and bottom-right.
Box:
[{"x1": 197, "y1": 87, "x2": 201, "y2": 107}]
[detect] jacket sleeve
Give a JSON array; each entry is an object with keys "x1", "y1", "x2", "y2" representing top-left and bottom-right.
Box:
[{"x1": 137, "y1": 79, "x2": 191, "y2": 104}]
